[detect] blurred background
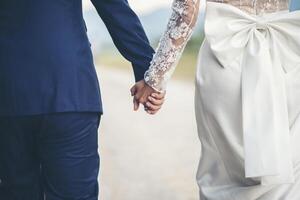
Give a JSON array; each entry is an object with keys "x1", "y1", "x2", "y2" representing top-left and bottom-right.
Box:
[
  {"x1": 290, "y1": 0, "x2": 300, "y2": 11},
  {"x1": 83, "y1": 0, "x2": 206, "y2": 80},
  {"x1": 82, "y1": 0, "x2": 206, "y2": 199},
  {"x1": 82, "y1": 0, "x2": 300, "y2": 199}
]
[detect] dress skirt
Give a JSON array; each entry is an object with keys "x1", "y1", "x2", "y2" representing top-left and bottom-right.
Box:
[{"x1": 195, "y1": 2, "x2": 300, "y2": 200}]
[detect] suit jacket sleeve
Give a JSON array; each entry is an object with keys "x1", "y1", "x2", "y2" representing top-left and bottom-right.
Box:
[{"x1": 90, "y1": 0, "x2": 155, "y2": 82}]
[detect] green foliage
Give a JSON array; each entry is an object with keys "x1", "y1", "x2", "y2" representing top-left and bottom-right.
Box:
[
  {"x1": 95, "y1": 34, "x2": 205, "y2": 82},
  {"x1": 185, "y1": 34, "x2": 205, "y2": 53}
]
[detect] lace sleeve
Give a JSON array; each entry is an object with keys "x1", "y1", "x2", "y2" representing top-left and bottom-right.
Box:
[{"x1": 144, "y1": 0, "x2": 200, "y2": 92}]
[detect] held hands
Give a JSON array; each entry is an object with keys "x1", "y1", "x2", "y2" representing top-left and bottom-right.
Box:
[{"x1": 130, "y1": 80, "x2": 165, "y2": 115}]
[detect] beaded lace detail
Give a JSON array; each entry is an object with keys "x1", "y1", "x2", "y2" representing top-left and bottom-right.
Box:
[
  {"x1": 144, "y1": 0, "x2": 200, "y2": 92},
  {"x1": 144, "y1": 0, "x2": 289, "y2": 92},
  {"x1": 208, "y1": 0, "x2": 289, "y2": 15}
]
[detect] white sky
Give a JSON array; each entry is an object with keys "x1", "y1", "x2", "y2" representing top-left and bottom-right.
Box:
[{"x1": 83, "y1": 0, "x2": 173, "y2": 14}]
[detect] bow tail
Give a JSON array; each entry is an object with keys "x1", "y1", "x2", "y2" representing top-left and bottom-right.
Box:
[
  {"x1": 260, "y1": 41, "x2": 294, "y2": 185},
  {"x1": 241, "y1": 40, "x2": 294, "y2": 185}
]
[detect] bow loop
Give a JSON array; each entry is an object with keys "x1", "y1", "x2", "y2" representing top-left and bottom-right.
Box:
[{"x1": 205, "y1": 3, "x2": 300, "y2": 72}]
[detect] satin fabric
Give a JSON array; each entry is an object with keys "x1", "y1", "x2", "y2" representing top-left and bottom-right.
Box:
[
  {"x1": 204, "y1": 2, "x2": 300, "y2": 185},
  {"x1": 195, "y1": 2, "x2": 300, "y2": 199}
]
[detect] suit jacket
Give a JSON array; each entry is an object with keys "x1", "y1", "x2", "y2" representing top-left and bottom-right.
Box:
[{"x1": 0, "y1": 0, "x2": 154, "y2": 116}]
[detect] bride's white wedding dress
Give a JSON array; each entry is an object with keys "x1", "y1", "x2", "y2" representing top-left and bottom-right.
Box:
[{"x1": 144, "y1": 0, "x2": 300, "y2": 199}]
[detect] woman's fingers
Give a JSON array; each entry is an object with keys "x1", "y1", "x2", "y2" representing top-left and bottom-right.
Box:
[
  {"x1": 143, "y1": 91, "x2": 166, "y2": 114},
  {"x1": 145, "y1": 102, "x2": 161, "y2": 111},
  {"x1": 148, "y1": 96, "x2": 164, "y2": 106},
  {"x1": 131, "y1": 80, "x2": 165, "y2": 114},
  {"x1": 146, "y1": 109, "x2": 158, "y2": 115},
  {"x1": 151, "y1": 92, "x2": 165, "y2": 100}
]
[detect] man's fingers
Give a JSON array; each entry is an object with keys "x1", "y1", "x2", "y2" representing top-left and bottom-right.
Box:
[
  {"x1": 134, "y1": 92, "x2": 140, "y2": 101},
  {"x1": 133, "y1": 98, "x2": 140, "y2": 111},
  {"x1": 132, "y1": 85, "x2": 141, "y2": 111},
  {"x1": 135, "y1": 92, "x2": 148, "y2": 104},
  {"x1": 130, "y1": 86, "x2": 137, "y2": 96},
  {"x1": 148, "y1": 96, "x2": 164, "y2": 106}
]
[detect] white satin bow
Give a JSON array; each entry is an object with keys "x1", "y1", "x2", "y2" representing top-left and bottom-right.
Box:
[{"x1": 205, "y1": 2, "x2": 300, "y2": 185}]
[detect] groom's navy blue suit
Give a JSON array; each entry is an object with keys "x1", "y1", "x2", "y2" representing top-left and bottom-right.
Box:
[
  {"x1": 0, "y1": 0, "x2": 154, "y2": 116},
  {"x1": 0, "y1": 0, "x2": 154, "y2": 199}
]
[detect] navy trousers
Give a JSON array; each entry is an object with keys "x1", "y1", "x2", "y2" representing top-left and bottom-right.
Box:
[{"x1": 0, "y1": 112, "x2": 101, "y2": 200}]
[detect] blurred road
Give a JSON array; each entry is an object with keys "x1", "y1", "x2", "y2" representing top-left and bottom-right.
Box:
[{"x1": 97, "y1": 67, "x2": 200, "y2": 200}]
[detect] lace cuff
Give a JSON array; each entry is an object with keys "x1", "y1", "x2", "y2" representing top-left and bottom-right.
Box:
[{"x1": 144, "y1": 0, "x2": 200, "y2": 92}]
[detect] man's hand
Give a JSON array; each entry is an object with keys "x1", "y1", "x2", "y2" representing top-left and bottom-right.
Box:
[{"x1": 130, "y1": 80, "x2": 165, "y2": 115}]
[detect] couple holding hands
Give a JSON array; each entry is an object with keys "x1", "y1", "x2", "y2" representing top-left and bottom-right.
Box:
[{"x1": 1, "y1": 0, "x2": 300, "y2": 200}]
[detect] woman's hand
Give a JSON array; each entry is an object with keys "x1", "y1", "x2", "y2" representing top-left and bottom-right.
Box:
[{"x1": 130, "y1": 80, "x2": 165, "y2": 115}]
